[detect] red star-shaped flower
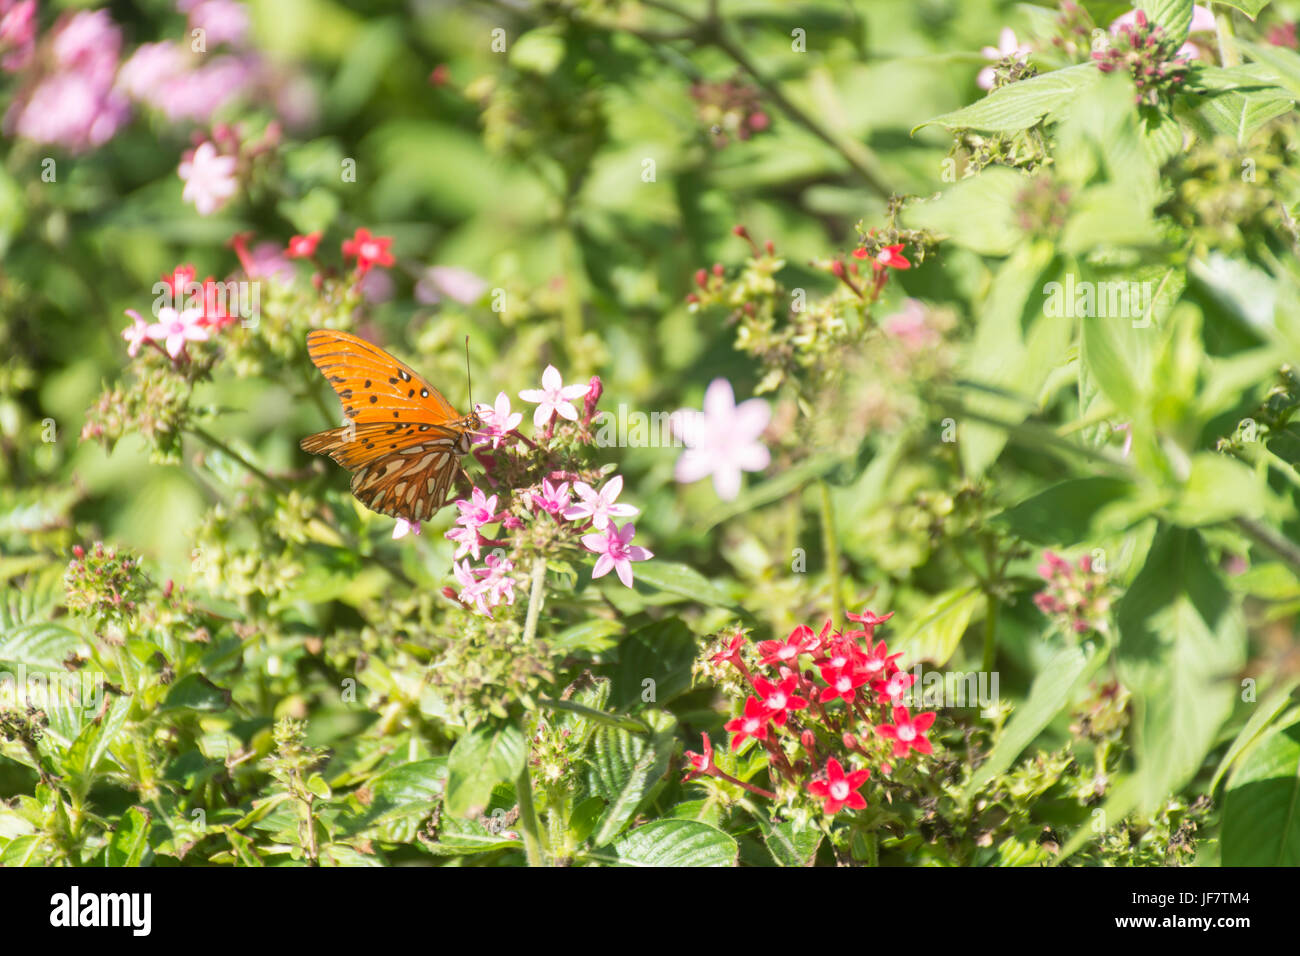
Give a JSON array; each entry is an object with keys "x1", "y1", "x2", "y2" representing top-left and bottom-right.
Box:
[
  {"x1": 342, "y1": 228, "x2": 395, "y2": 274},
  {"x1": 853, "y1": 243, "x2": 910, "y2": 272},
  {"x1": 725, "y1": 696, "x2": 772, "y2": 750},
  {"x1": 876, "y1": 705, "x2": 936, "y2": 758},
  {"x1": 752, "y1": 672, "x2": 808, "y2": 727},
  {"x1": 807, "y1": 758, "x2": 870, "y2": 814},
  {"x1": 287, "y1": 231, "x2": 322, "y2": 258},
  {"x1": 682, "y1": 732, "x2": 714, "y2": 782},
  {"x1": 757, "y1": 624, "x2": 817, "y2": 667}
]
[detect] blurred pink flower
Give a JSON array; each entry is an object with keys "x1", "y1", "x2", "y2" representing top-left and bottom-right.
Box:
[
  {"x1": 519, "y1": 366, "x2": 590, "y2": 429},
  {"x1": 179, "y1": 142, "x2": 238, "y2": 215},
  {"x1": 977, "y1": 27, "x2": 1031, "y2": 90},
  {"x1": 415, "y1": 265, "x2": 489, "y2": 305},
  {"x1": 181, "y1": 0, "x2": 250, "y2": 48},
  {"x1": 882, "y1": 299, "x2": 941, "y2": 352},
  {"x1": 563, "y1": 475, "x2": 638, "y2": 530},
  {"x1": 358, "y1": 267, "x2": 395, "y2": 303},
  {"x1": 121, "y1": 309, "x2": 153, "y2": 357},
  {"x1": 670, "y1": 378, "x2": 770, "y2": 501},
  {"x1": 0, "y1": 0, "x2": 37, "y2": 72},
  {"x1": 453, "y1": 553, "x2": 516, "y2": 616},
  {"x1": 474, "y1": 392, "x2": 522, "y2": 448},
  {"x1": 581, "y1": 521, "x2": 653, "y2": 588},
  {"x1": 147, "y1": 306, "x2": 208, "y2": 357},
  {"x1": 392, "y1": 519, "x2": 421, "y2": 540}
]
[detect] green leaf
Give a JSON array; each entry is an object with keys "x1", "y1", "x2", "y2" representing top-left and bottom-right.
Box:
[
  {"x1": 605, "y1": 819, "x2": 737, "y2": 867},
  {"x1": 1241, "y1": 39, "x2": 1300, "y2": 99},
  {"x1": 757, "y1": 815, "x2": 822, "y2": 867},
  {"x1": 895, "y1": 587, "x2": 983, "y2": 667},
  {"x1": 1117, "y1": 527, "x2": 1247, "y2": 812},
  {"x1": 916, "y1": 64, "x2": 1099, "y2": 133},
  {"x1": 1222, "y1": 719, "x2": 1300, "y2": 865},
  {"x1": 609, "y1": 618, "x2": 697, "y2": 712},
  {"x1": 549, "y1": 618, "x2": 623, "y2": 654},
  {"x1": 106, "y1": 807, "x2": 152, "y2": 867},
  {"x1": 1170, "y1": 453, "x2": 1266, "y2": 526},
  {"x1": 349, "y1": 759, "x2": 446, "y2": 843},
  {"x1": 421, "y1": 815, "x2": 521, "y2": 856},
  {"x1": 995, "y1": 477, "x2": 1134, "y2": 545},
  {"x1": 160, "y1": 674, "x2": 232, "y2": 712},
  {"x1": 1211, "y1": 686, "x2": 1300, "y2": 792},
  {"x1": 444, "y1": 724, "x2": 526, "y2": 818},
  {"x1": 1137, "y1": 0, "x2": 1194, "y2": 42},
  {"x1": 0, "y1": 622, "x2": 83, "y2": 670},
  {"x1": 965, "y1": 644, "x2": 1102, "y2": 800},
  {"x1": 1213, "y1": 0, "x2": 1271, "y2": 16},
  {"x1": 1185, "y1": 88, "x2": 1295, "y2": 145},
  {"x1": 902, "y1": 167, "x2": 1025, "y2": 255},
  {"x1": 633, "y1": 561, "x2": 735, "y2": 608},
  {"x1": 586, "y1": 723, "x2": 670, "y2": 846}
]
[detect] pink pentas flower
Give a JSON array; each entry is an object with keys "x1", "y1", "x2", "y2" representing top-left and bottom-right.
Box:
[
  {"x1": 415, "y1": 265, "x2": 489, "y2": 305},
  {"x1": 392, "y1": 519, "x2": 420, "y2": 540},
  {"x1": 682, "y1": 732, "x2": 714, "y2": 782},
  {"x1": 724, "y1": 696, "x2": 771, "y2": 750},
  {"x1": 563, "y1": 475, "x2": 638, "y2": 530},
  {"x1": 147, "y1": 306, "x2": 208, "y2": 358},
  {"x1": 474, "y1": 392, "x2": 522, "y2": 448},
  {"x1": 977, "y1": 26, "x2": 1032, "y2": 89},
  {"x1": 883, "y1": 299, "x2": 941, "y2": 352},
  {"x1": 182, "y1": 0, "x2": 250, "y2": 48},
  {"x1": 807, "y1": 758, "x2": 870, "y2": 815},
  {"x1": 452, "y1": 553, "x2": 516, "y2": 617},
  {"x1": 876, "y1": 706, "x2": 936, "y2": 758},
  {"x1": 519, "y1": 366, "x2": 590, "y2": 429},
  {"x1": 530, "y1": 478, "x2": 571, "y2": 516},
  {"x1": 0, "y1": 1, "x2": 37, "y2": 72},
  {"x1": 581, "y1": 521, "x2": 652, "y2": 588},
  {"x1": 1111, "y1": 4, "x2": 1216, "y2": 60},
  {"x1": 179, "y1": 142, "x2": 238, "y2": 216},
  {"x1": 670, "y1": 378, "x2": 771, "y2": 501},
  {"x1": 121, "y1": 309, "x2": 153, "y2": 357},
  {"x1": 444, "y1": 523, "x2": 484, "y2": 561},
  {"x1": 454, "y1": 488, "x2": 502, "y2": 536}
]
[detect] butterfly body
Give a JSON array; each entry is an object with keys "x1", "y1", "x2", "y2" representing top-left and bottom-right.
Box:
[{"x1": 300, "y1": 329, "x2": 482, "y2": 522}]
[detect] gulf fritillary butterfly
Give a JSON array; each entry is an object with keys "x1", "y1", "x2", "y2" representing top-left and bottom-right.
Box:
[{"x1": 299, "y1": 329, "x2": 483, "y2": 522}]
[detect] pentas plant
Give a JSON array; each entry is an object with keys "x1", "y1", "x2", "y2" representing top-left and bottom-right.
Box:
[
  {"x1": 421, "y1": 368, "x2": 652, "y2": 617},
  {"x1": 686, "y1": 608, "x2": 938, "y2": 829}
]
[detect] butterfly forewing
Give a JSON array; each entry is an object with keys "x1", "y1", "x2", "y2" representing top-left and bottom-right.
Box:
[{"x1": 299, "y1": 330, "x2": 480, "y2": 522}]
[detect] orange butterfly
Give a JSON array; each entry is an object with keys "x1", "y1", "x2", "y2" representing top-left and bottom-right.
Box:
[{"x1": 300, "y1": 329, "x2": 483, "y2": 522}]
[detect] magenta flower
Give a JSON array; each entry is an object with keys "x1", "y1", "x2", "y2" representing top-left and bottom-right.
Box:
[
  {"x1": 392, "y1": 519, "x2": 420, "y2": 541},
  {"x1": 453, "y1": 553, "x2": 516, "y2": 617},
  {"x1": 530, "y1": 479, "x2": 571, "y2": 516},
  {"x1": 670, "y1": 378, "x2": 770, "y2": 501},
  {"x1": 581, "y1": 521, "x2": 653, "y2": 588},
  {"x1": 415, "y1": 265, "x2": 489, "y2": 305},
  {"x1": 519, "y1": 366, "x2": 590, "y2": 429},
  {"x1": 147, "y1": 306, "x2": 208, "y2": 358},
  {"x1": 454, "y1": 487, "x2": 502, "y2": 532},
  {"x1": 563, "y1": 475, "x2": 638, "y2": 530},
  {"x1": 121, "y1": 309, "x2": 153, "y2": 357},
  {"x1": 182, "y1": 0, "x2": 250, "y2": 48},
  {"x1": 0, "y1": 0, "x2": 37, "y2": 72},
  {"x1": 474, "y1": 392, "x2": 522, "y2": 448},
  {"x1": 179, "y1": 142, "x2": 238, "y2": 216}
]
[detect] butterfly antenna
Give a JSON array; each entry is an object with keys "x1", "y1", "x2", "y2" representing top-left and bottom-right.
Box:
[{"x1": 464, "y1": 335, "x2": 473, "y2": 411}]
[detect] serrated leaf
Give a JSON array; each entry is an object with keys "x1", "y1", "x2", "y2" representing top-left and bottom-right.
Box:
[
  {"x1": 605, "y1": 819, "x2": 737, "y2": 867},
  {"x1": 106, "y1": 807, "x2": 152, "y2": 867},
  {"x1": 916, "y1": 64, "x2": 1099, "y2": 132},
  {"x1": 757, "y1": 815, "x2": 822, "y2": 867},
  {"x1": 587, "y1": 723, "x2": 670, "y2": 845},
  {"x1": 445, "y1": 724, "x2": 526, "y2": 818},
  {"x1": 1137, "y1": 0, "x2": 1194, "y2": 42}
]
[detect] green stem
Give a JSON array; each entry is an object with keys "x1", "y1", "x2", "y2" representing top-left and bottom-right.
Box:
[
  {"x1": 522, "y1": 559, "x2": 547, "y2": 644},
  {"x1": 1215, "y1": 11, "x2": 1240, "y2": 67},
  {"x1": 188, "y1": 426, "x2": 290, "y2": 495},
  {"x1": 981, "y1": 594, "x2": 1000, "y2": 675},
  {"x1": 817, "y1": 481, "x2": 843, "y2": 623},
  {"x1": 514, "y1": 761, "x2": 546, "y2": 867}
]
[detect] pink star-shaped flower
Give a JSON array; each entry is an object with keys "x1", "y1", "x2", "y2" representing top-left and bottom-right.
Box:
[
  {"x1": 580, "y1": 521, "x2": 652, "y2": 588},
  {"x1": 563, "y1": 474, "x2": 638, "y2": 530},
  {"x1": 518, "y1": 365, "x2": 590, "y2": 429}
]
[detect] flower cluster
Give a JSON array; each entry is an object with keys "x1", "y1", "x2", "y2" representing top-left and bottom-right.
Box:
[
  {"x1": 688, "y1": 75, "x2": 769, "y2": 147},
  {"x1": 686, "y1": 609, "x2": 938, "y2": 816},
  {"x1": 1091, "y1": 9, "x2": 1192, "y2": 106},
  {"x1": 1033, "y1": 550, "x2": 1114, "y2": 636},
  {"x1": 422, "y1": 368, "x2": 652, "y2": 616},
  {"x1": 64, "y1": 542, "x2": 151, "y2": 635}
]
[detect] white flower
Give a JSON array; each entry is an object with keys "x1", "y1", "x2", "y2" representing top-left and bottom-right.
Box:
[
  {"x1": 670, "y1": 379, "x2": 770, "y2": 501},
  {"x1": 518, "y1": 365, "x2": 589, "y2": 429}
]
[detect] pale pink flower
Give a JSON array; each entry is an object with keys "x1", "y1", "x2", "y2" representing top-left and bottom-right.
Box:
[
  {"x1": 392, "y1": 519, "x2": 421, "y2": 540},
  {"x1": 415, "y1": 265, "x2": 489, "y2": 305},
  {"x1": 121, "y1": 309, "x2": 153, "y2": 357},
  {"x1": 474, "y1": 392, "x2": 523, "y2": 448},
  {"x1": 116, "y1": 42, "x2": 188, "y2": 101},
  {"x1": 0, "y1": 1, "x2": 37, "y2": 72},
  {"x1": 453, "y1": 553, "x2": 516, "y2": 616},
  {"x1": 182, "y1": 0, "x2": 250, "y2": 48},
  {"x1": 179, "y1": 142, "x2": 238, "y2": 216},
  {"x1": 670, "y1": 379, "x2": 770, "y2": 501},
  {"x1": 883, "y1": 299, "x2": 941, "y2": 352},
  {"x1": 581, "y1": 522, "x2": 653, "y2": 588},
  {"x1": 563, "y1": 475, "x2": 638, "y2": 530},
  {"x1": 531, "y1": 479, "x2": 571, "y2": 516},
  {"x1": 978, "y1": 27, "x2": 1031, "y2": 90},
  {"x1": 147, "y1": 306, "x2": 208, "y2": 358},
  {"x1": 519, "y1": 366, "x2": 590, "y2": 429},
  {"x1": 445, "y1": 523, "x2": 484, "y2": 561}
]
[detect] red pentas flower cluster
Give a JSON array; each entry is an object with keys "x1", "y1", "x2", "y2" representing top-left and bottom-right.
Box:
[{"x1": 685, "y1": 609, "x2": 938, "y2": 816}]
